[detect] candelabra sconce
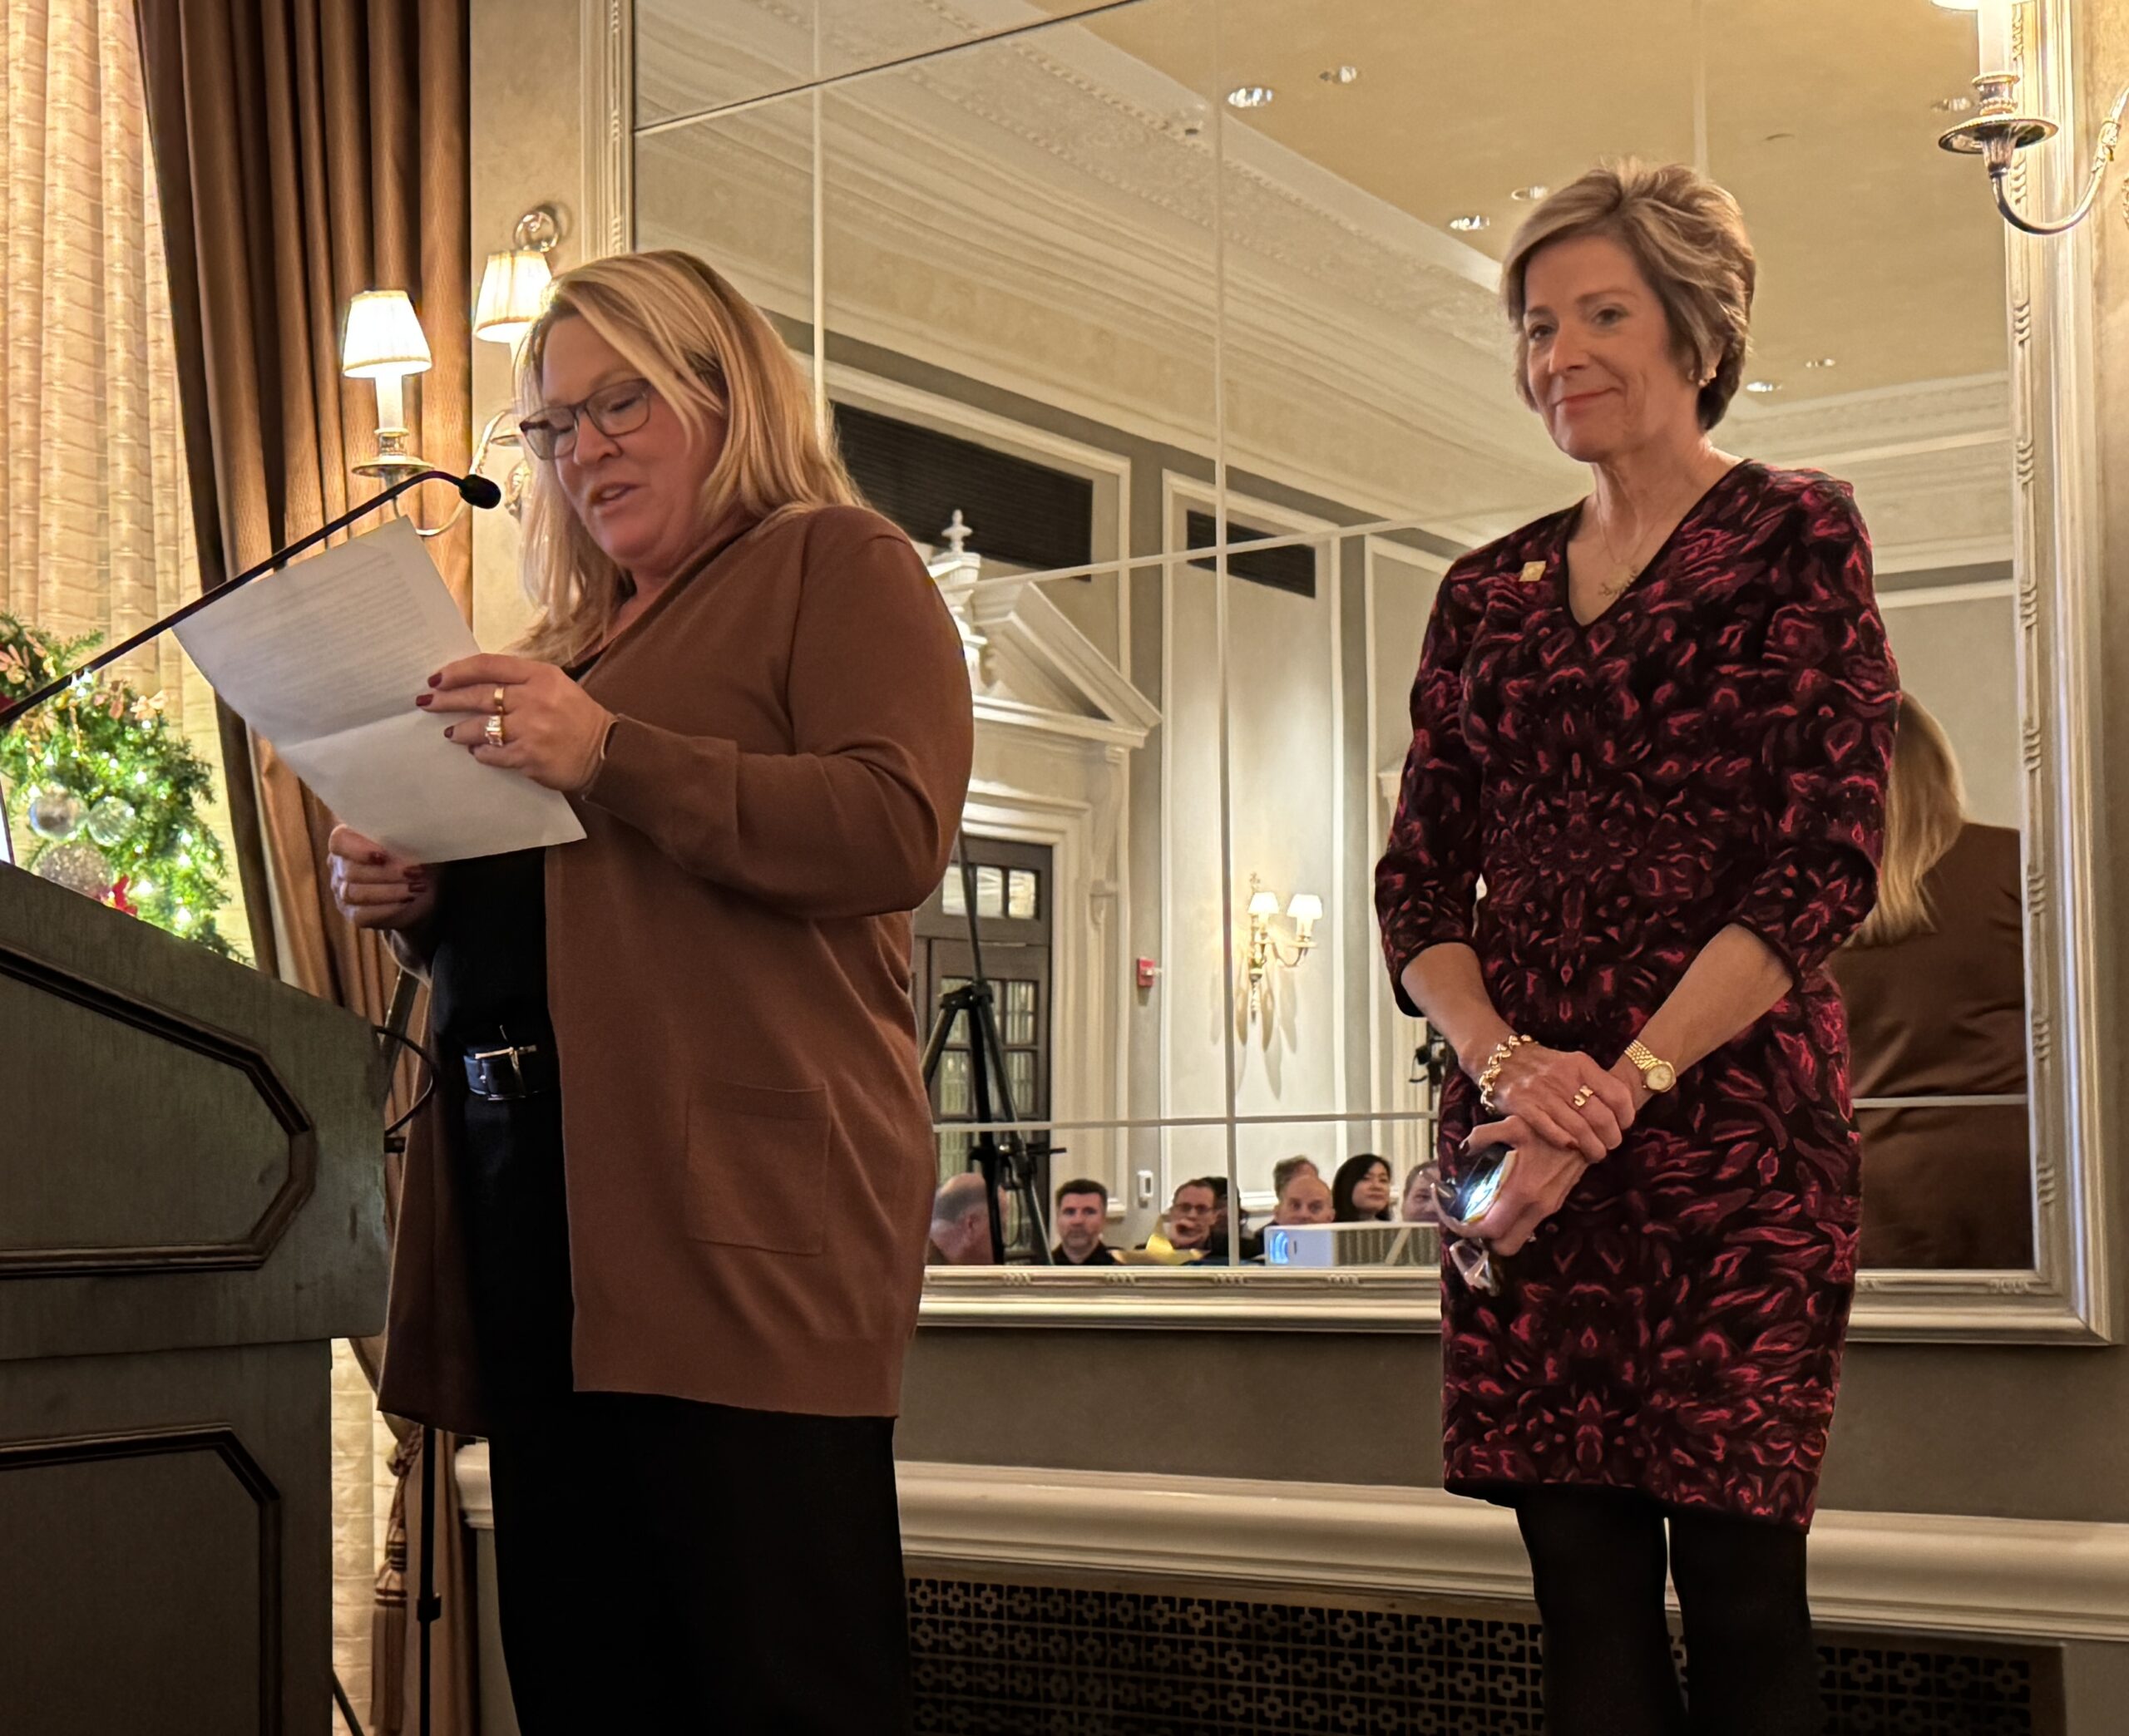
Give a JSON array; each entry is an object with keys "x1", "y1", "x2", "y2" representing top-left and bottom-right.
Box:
[
  {"x1": 1934, "y1": 0, "x2": 2129, "y2": 237},
  {"x1": 1244, "y1": 874, "x2": 1322, "y2": 1022},
  {"x1": 341, "y1": 205, "x2": 562, "y2": 534}
]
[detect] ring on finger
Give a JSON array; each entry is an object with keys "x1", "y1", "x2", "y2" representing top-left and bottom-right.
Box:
[
  {"x1": 1570, "y1": 1084, "x2": 1594, "y2": 1108},
  {"x1": 492, "y1": 684, "x2": 507, "y2": 715},
  {"x1": 484, "y1": 712, "x2": 506, "y2": 747}
]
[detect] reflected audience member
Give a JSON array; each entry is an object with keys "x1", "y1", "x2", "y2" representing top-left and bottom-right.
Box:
[
  {"x1": 1149, "y1": 1174, "x2": 1218, "y2": 1250},
  {"x1": 1272, "y1": 1155, "x2": 1319, "y2": 1199},
  {"x1": 1399, "y1": 1166, "x2": 1440, "y2": 1226},
  {"x1": 1829, "y1": 693, "x2": 2031, "y2": 1268},
  {"x1": 926, "y1": 1172, "x2": 999, "y2": 1266},
  {"x1": 1052, "y1": 1177, "x2": 1119, "y2": 1266},
  {"x1": 1272, "y1": 1172, "x2": 1336, "y2": 1226},
  {"x1": 1194, "y1": 1175, "x2": 1261, "y2": 1262},
  {"x1": 1331, "y1": 1153, "x2": 1394, "y2": 1223}
]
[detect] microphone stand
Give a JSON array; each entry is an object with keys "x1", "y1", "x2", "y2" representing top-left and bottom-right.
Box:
[{"x1": 0, "y1": 467, "x2": 499, "y2": 870}]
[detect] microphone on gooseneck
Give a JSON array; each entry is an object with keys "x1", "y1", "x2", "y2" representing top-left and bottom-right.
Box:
[{"x1": 0, "y1": 466, "x2": 504, "y2": 735}]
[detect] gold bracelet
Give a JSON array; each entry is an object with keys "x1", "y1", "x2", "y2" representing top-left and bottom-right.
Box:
[{"x1": 1475, "y1": 1033, "x2": 1532, "y2": 1112}]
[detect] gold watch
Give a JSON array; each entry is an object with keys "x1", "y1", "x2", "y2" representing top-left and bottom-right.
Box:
[{"x1": 1623, "y1": 1039, "x2": 1677, "y2": 1094}]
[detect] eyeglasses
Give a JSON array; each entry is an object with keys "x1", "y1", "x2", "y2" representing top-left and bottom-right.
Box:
[{"x1": 518, "y1": 377, "x2": 657, "y2": 459}]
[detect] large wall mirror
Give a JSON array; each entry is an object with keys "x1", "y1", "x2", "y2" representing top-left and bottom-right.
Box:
[{"x1": 605, "y1": 0, "x2": 2110, "y2": 1339}]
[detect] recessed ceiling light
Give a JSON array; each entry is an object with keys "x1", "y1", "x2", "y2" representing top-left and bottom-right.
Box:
[
  {"x1": 1447, "y1": 214, "x2": 1489, "y2": 233},
  {"x1": 1226, "y1": 86, "x2": 1275, "y2": 110},
  {"x1": 1319, "y1": 65, "x2": 1361, "y2": 85},
  {"x1": 1933, "y1": 92, "x2": 1976, "y2": 113},
  {"x1": 1509, "y1": 184, "x2": 1550, "y2": 203},
  {"x1": 1804, "y1": 357, "x2": 1838, "y2": 370},
  {"x1": 1744, "y1": 379, "x2": 1781, "y2": 395}
]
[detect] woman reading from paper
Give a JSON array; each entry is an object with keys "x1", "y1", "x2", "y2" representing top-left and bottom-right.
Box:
[{"x1": 324, "y1": 251, "x2": 973, "y2": 1734}]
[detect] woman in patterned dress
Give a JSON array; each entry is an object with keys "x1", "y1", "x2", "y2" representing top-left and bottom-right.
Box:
[{"x1": 1375, "y1": 161, "x2": 1896, "y2": 1736}]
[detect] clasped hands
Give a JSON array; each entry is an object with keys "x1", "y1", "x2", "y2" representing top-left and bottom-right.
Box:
[{"x1": 1442, "y1": 1043, "x2": 1645, "y2": 1256}]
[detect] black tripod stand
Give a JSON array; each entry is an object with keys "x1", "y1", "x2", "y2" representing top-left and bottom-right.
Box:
[{"x1": 920, "y1": 835, "x2": 1054, "y2": 1265}]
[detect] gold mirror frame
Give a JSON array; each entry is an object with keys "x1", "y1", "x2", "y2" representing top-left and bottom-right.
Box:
[{"x1": 590, "y1": 0, "x2": 2115, "y2": 1343}]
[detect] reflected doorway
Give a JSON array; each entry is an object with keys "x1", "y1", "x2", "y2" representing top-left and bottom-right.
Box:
[{"x1": 914, "y1": 837, "x2": 1055, "y2": 1260}]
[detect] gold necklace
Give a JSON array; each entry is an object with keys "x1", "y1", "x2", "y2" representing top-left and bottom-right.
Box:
[{"x1": 1591, "y1": 467, "x2": 1726, "y2": 599}]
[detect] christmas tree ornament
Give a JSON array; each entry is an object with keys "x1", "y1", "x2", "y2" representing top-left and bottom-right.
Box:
[
  {"x1": 86, "y1": 796, "x2": 137, "y2": 848},
  {"x1": 34, "y1": 841, "x2": 114, "y2": 899},
  {"x1": 27, "y1": 787, "x2": 84, "y2": 839}
]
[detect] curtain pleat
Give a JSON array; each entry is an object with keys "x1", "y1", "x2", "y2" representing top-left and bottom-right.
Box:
[{"x1": 133, "y1": 1, "x2": 473, "y2": 1729}]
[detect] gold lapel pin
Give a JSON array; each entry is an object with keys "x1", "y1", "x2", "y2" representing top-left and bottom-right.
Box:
[{"x1": 1519, "y1": 560, "x2": 1547, "y2": 584}]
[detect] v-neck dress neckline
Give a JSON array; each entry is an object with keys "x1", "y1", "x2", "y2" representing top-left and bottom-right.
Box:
[{"x1": 1554, "y1": 459, "x2": 1757, "y2": 629}]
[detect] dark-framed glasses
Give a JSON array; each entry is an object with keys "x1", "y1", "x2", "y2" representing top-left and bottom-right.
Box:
[{"x1": 518, "y1": 377, "x2": 657, "y2": 459}]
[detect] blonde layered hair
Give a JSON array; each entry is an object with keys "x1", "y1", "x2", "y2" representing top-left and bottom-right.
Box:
[
  {"x1": 1850, "y1": 693, "x2": 1967, "y2": 949},
  {"x1": 513, "y1": 250, "x2": 862, "y2": 665},
  {"x1": 1500, "y1": 160, "x2": 1757, "y2": 432}
]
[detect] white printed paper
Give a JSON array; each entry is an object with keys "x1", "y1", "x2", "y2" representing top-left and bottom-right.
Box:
[{"x1": 176, "y1": 519, "x2": 585, "y2": 862}]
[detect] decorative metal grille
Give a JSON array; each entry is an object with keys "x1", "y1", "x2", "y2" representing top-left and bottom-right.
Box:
[{"x1": 907, "y1": 1578, "x2": 2051, "y2": 1735}]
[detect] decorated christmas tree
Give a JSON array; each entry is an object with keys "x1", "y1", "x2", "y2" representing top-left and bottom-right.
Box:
[{"x1": 0, "y1": 614, "x2": 241, "y2": 958}]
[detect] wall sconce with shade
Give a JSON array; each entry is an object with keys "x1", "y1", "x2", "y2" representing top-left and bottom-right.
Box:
[
  {"x1": 1934, "y1": 0, "x2": 2129, "y2": 237},
  {"x1": 341, "y1": 290, "x2": 432, "y2": 488},
  {"x1": 341, "y1": 205, "x2": 563, "y2": 532},
  {"x1": 1244, "y1": 874, "x2": 1322, "y2": 1022}
]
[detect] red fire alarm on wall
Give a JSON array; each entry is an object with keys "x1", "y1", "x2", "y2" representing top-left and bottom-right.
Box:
[{"x1": 1136, "y1": 956, "x2": 1160, "y2": 991}]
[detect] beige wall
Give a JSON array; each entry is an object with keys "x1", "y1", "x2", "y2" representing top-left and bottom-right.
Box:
[{"x1": 471, "y1": 0, "x2": 2129, "y2": 1532}]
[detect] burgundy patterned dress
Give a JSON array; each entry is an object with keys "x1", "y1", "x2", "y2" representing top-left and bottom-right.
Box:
[{"x1": 1375, "y1": 461, "x2": 1896, "y2": 1529}]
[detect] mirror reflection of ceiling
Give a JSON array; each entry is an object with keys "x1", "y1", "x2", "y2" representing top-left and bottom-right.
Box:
[{"x1": 634, "y1": 0, "x2": 2013, "y2": 563}]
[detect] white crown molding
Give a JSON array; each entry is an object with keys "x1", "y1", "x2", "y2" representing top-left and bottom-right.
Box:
[{"x1": 454, "y1": 1443, "x2": 2129, "y2": 1643}]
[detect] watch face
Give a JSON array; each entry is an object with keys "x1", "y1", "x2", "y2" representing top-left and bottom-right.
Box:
[{"x1": 1647, "y1": 1061, "x2": 1677, "y2": 1092}]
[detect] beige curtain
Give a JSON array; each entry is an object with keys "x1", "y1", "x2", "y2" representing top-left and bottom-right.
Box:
[
  {"x1": 132, "y1": 1, "x2": 474, "y2": 1730},
  {"x1": 0, "y1": 0, "x2": 246, "y2": 930}
]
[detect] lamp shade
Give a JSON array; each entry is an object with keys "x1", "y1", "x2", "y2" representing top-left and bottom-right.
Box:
[
  {"x1": 1285, "y1": 892, "x2": 1323, "y2": 924},
  {"x1": 473, "y1": 248, "x2": 554, "y2": 347},
  {"x1": 1247, "y1": 888, "x2": 1282, "y2": 919},
  {"x1": 342, "y1": 290, "x2": 432, "y2": 379}
]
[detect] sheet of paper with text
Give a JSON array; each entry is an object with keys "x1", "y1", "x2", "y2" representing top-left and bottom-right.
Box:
[{"x1": 177, "y1": 518, "x2": 585, "y2": 862}]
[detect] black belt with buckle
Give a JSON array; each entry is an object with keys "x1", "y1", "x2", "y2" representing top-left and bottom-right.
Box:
[{"x1": 462, "y1": 1038, "x2": 558, "y2": 1102}]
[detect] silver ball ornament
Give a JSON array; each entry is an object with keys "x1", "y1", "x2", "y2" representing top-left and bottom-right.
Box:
[
  {"x1": 86, "y1": 796, "x2": 137, "y2": 848},
  {"x1": 27, "y1": 787, "x2": 84, "y2": 840}
]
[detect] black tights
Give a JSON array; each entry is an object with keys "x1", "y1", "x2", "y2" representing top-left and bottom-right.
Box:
[{"x1": 1515, "y1": 1487, "x2": 1820, "y2": 1736}]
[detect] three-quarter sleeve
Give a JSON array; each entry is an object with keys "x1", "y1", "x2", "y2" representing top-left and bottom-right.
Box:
[
  {"x1": 1374, "y1": 570, "x2": 1485, "y2": 1017},
  {"x1": 584, "y1": 515, "x2": 975, "y2": 920},
  {"x1": 1726, "y1": 481, "x2": 1898, "y2": 984}
]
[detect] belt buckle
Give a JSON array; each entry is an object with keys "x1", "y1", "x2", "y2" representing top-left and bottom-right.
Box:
[{"x1": 471, "y1": 1042, "x2": 531, "y2": 1099}]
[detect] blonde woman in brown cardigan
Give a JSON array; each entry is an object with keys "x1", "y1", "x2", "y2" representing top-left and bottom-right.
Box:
[{"x1": 326, "y1": 251, "x2": 974, "y2": 1734}]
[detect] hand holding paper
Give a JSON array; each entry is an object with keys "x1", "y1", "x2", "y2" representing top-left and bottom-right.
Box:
[{"x1": 175, "y1": 520, "x2": 585, "y2": 862}]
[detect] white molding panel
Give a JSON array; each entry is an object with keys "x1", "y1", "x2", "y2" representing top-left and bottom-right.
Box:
[{"x1": 456, "y1": 1445, "x2": 2129, "y2": 1643}]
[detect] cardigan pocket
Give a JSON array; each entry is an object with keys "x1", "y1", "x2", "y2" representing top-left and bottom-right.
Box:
[{"x1": 684, "y1": 1078, "x2": 832, "y2": 1255}]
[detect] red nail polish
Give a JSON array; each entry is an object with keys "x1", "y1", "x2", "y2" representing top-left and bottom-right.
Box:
[
  {"x1": 427, "y1": 673, "x2": 442, "y2": 688},
  {"x1": 415, "y1": 693, "x2": 432, "y2": 708}
]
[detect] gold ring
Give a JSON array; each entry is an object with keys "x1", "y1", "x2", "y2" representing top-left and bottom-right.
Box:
[
  {"x1": 492, "y1": 685, "x2": 507, "y2": 715},
  {"x1": 1571, "y1": 1085, "x2": 1593, "y2": 1108},
  {"x1": 484, "y1": 712, "x2": 506, "y2": 747}
]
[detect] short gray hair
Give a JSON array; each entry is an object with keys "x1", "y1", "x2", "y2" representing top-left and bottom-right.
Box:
[{"x1": 1500, "y1": 159, "x2": 1757, "y2": 432}]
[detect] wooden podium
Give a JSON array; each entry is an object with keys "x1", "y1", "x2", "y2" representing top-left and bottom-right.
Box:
[{"x1": 0, "y1": 862, "x2": 388, "y2": 1734}]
